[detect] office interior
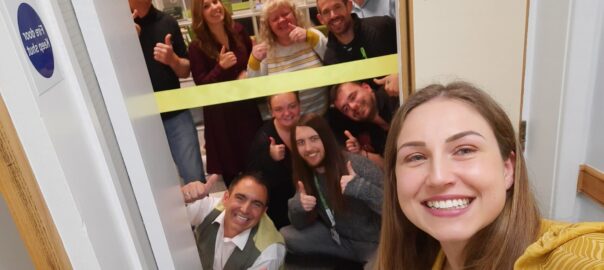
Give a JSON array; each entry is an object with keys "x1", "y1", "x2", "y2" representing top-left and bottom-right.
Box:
[{"x1": 0, "y1": 0, "x2": 603, "y2": 269}]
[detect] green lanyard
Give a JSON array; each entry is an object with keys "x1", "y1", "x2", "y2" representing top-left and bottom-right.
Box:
[
  {"x1": 360, "y1": 47, "x2": 368, "y2": 59},
  {"x1": 313, "y1": 174, "x2": 341, "y2": 245}
]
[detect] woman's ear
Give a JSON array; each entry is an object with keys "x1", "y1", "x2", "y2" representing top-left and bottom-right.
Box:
[{"x1": 503, "y1": 151, "x2": 516, "y2": 190}]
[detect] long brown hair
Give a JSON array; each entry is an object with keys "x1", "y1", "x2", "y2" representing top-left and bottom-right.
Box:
[
  {"x1": 290, "y1": 113, "x2": 347, "y2": 211},
  {"x1": 376, "y1": 82, "x2": 541, "y2": 269},
  {"x1": 191, "y1": 0, "x2": 245, "y2": 59}
]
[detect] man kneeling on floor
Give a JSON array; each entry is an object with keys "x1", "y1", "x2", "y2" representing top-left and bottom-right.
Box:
[{"x1": 183, "y1": 173, "x2": 285, "y2": 269}]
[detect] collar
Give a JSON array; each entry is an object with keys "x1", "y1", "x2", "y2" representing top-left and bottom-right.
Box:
[
  {"x1": 352, "y1": 0, "x2": 369, "y2": 9},
  {"x1": 212, "y1": 211, "x2": 252, "y2": 250},
  {"x1": 135, "y1": 5, "x2": 159, "y2": 26},
  {"x1": 432, "y1": 249, "x2": 445, "y2": 270}
]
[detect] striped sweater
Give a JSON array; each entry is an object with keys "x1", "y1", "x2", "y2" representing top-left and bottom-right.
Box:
[{"x1": 248, "y1": 28, "x2": 328, "y2": 116}]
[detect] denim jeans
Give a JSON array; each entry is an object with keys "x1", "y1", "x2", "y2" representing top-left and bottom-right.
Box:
[{"x1": 162, "y1": 110, "x2": 205, "y2": 184}]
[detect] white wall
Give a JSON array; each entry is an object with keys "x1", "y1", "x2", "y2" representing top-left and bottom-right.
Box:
[
  {"x1": 524, "y1": 0, "x2": 604, "y2": 221},
  {"x1": 578, "y1": 6, "x2": 604, "y2": 221},
  {"x1": 0, "y1": 0, "x2": 162, "y2": 268},
  {"x1": 412, "y1": 0, "x2": 527, "y2": 127}
]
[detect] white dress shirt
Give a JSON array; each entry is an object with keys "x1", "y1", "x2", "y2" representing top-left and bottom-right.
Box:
[{"x1": 187, "y1": 196, "x2": 285, "y2": 270}]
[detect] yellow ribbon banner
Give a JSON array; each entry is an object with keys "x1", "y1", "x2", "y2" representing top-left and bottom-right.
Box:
[{"x1": 155, "y1": 54, "x2": 398, "y2": 113}]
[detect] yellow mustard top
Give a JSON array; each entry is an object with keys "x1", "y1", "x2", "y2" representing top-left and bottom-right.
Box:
[{"x1": 432, "y1": 220, "x2": 604, "y2": 270}]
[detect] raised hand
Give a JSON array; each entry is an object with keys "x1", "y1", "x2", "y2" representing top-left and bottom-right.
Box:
[
  {"x1": 268, "y1": 136, "x2": 286, "y2": 161},
  {"x1": 340, "y1": 161, "x2": 356, "y2": 193},
  {"x1": 132, "y1": 9, "x2": 141, "y2": 35},
  {"x1": 344, "y1": 130, "x2": 361, "y2": 154},
  {"x1": 373, "y1": 73, "x2": 400, "y2": 97},
  {"x1": 218, "y1": 45, "x2": 237, "y2": 69},
  {"x1": 297, "y1": 181, "x2": 316, "y2": 212},
  {"x1": 153, "y1": 33, "x2": 177, "y2": 66},
  {"x1": 288, "y1": 23, "x2": 307, "y2": 43},
  {"x1": 181, "y1": 174, "x2": 219, "y2": 203},
  {"x1": 251, "y1": 41, "x2": 269, "y2": 61}
]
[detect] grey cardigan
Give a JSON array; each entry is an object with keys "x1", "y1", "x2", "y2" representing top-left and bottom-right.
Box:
[{"x1": 288, "y1": 153, "x2": 383, "y2": 243}]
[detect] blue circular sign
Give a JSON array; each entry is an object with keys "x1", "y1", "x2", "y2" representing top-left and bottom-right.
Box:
[{"x1": 17, "y1": 3, "x2": 54, "y2": 78}]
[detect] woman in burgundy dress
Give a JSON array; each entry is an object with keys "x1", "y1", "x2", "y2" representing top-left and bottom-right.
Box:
[{"x1": 190, "y1": 0, "x2": 262, "y2": 185}]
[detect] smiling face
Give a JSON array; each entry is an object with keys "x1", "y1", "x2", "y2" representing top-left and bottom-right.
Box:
[
  {"x1": 295, "y1": 126, "x2": 326, "y2": 169},
  {"x1": 316, "y1": 0, "x2": 353, "y2": 36},
  {"x1": 333, "y1": 82, "x2": 376, "y2": 122},
  {"x1": 222, "y1": 178, "x2": 268, "y2": 238},
  {"x1": 201, "y1": 0, "x2": 225, "y2": 26},
  {"x1": 394, "y1": 97, "x2": 514, "y2": 248},
  {"x1": 270, "y1": 92, "x2": 301, "y2": 129},
  {"x1": 267, "y1": 5, "x2": 297, "y2": 43}
]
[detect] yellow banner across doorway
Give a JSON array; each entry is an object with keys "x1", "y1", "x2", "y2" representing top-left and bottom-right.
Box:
[{"x1": 154, "y1": 54, "x2": 398, "y2": 113}]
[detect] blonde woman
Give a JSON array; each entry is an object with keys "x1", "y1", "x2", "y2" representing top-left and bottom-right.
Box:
[
  {"x1": 376, "y1": 82, "x2": 604, "y2": 269},
  {"x1": 247, "y1": 0, "x2": 328, "y2": 116}
]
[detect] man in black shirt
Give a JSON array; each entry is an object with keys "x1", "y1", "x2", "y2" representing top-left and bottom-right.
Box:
[
  {"x1": 130, "y1": 0, "x2": 205, "y2": 184},
  {"x1": 327, "y1": 81, "x2": 398, "y2": 160},
  {"x1": 316, "y1": 0, "x2": 399, "y2": 96}
]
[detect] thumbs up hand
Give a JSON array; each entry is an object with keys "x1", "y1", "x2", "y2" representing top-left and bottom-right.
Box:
[
  {"x1": 218, "y1": 45, "x2": 237, "y2": 69},
  {"x1": 373, "y1": 73, "x2": 399, "y2": 97},
  {"x1": 181, "y1": 174, "x2": 219, "y2": 203},
  {"x1": 340, "y1": 161, "x2": 357, "y2": 194},
  {"x1": 153, "y1": 33, "x2": 178, "y2": 66},
  {"x1": 297, "y1": 181, "x2": 316, "y2": 212},
  {"x1": 288, "y1": 23, "x2": 306, "y2": 43},
  {"x1": 251, "y1": 41, "x2": 269, "y2": 61},
  {"x1": 268, "y1": 136, "x2": 286, "y2": 161},
  {"x1": 344, "y1": 130, "x2": 361, "y2": 154},
  {"x1": 153, "y1": 34, "x2": 178, "y2": 66}
]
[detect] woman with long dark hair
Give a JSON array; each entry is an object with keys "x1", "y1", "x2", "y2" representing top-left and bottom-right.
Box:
[
  {"x1": 189, "y1": 0, "x2": 262, "y2": 185},
  {"x1": 280, "y1": 113, "x2": 383, "y2": 268}
]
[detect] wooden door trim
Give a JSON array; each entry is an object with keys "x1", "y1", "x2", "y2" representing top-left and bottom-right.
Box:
[
  {"x1": 398, "y1": 0, "x2": 414, "y2": 99},
  {"x1": 0, "y1": 96, "x2": 72, "y2": 269},
  {"x1": 577, "y1": 164, "x2": 604, "y2": 207}
]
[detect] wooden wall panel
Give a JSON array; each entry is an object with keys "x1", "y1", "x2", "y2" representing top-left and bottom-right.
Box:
[
  {"x1": 577, "y1": 164, "x2": 604, "y2": 207},
  {"x1": 0, "y1": 96, "x2": 72, "y2": 270}
]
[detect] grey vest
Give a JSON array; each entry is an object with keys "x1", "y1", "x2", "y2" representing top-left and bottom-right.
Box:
[{"x1": 195, "y1": 208, "x2": 262, "y2": 270}]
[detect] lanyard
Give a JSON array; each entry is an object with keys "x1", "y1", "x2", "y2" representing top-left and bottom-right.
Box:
[
  {"x1": 360, "y1": 47, "x2": 368, "y2": 59},
  {"x1": 313, "y1": 175, "x2": 336, "y2": 226},
  {"x1": 313, "y1": 175, "x2": 341, "y2": 245}
]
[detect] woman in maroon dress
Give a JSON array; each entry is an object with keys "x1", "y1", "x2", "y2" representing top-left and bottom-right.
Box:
[{"x1": 190, "y1": 0, "x2": 262, "y2": 185}]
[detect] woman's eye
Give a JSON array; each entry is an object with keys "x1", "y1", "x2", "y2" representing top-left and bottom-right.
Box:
[
  {"x1": 455, "y1": 147, "x2": 476, "y2": 156},
  {"x1": 405, "y1": 154, "x2": 425, "y2": 163}
]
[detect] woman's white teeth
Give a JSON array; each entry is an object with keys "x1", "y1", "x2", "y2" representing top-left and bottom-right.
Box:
[{"x1": 426, "y1": 198, "x2": 470, "y2": 209}]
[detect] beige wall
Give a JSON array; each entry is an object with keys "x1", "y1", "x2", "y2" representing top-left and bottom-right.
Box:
[{"x1": 412, "y1": 0, "x2": 528, "y2": 127}]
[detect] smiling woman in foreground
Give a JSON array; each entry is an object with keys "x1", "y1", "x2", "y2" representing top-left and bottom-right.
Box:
[{"x1": 376, "y1": 82, "x2": 604, "y2": 269}]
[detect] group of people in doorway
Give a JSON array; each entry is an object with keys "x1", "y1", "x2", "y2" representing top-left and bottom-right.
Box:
[{"x1": 129, "y1": 0, "x2": 604, "y2": 268}]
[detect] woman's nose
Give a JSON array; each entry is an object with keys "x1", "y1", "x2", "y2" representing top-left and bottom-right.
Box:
[{"x1": 427, "y1": 156, "x2": 456, "y2": 187}]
